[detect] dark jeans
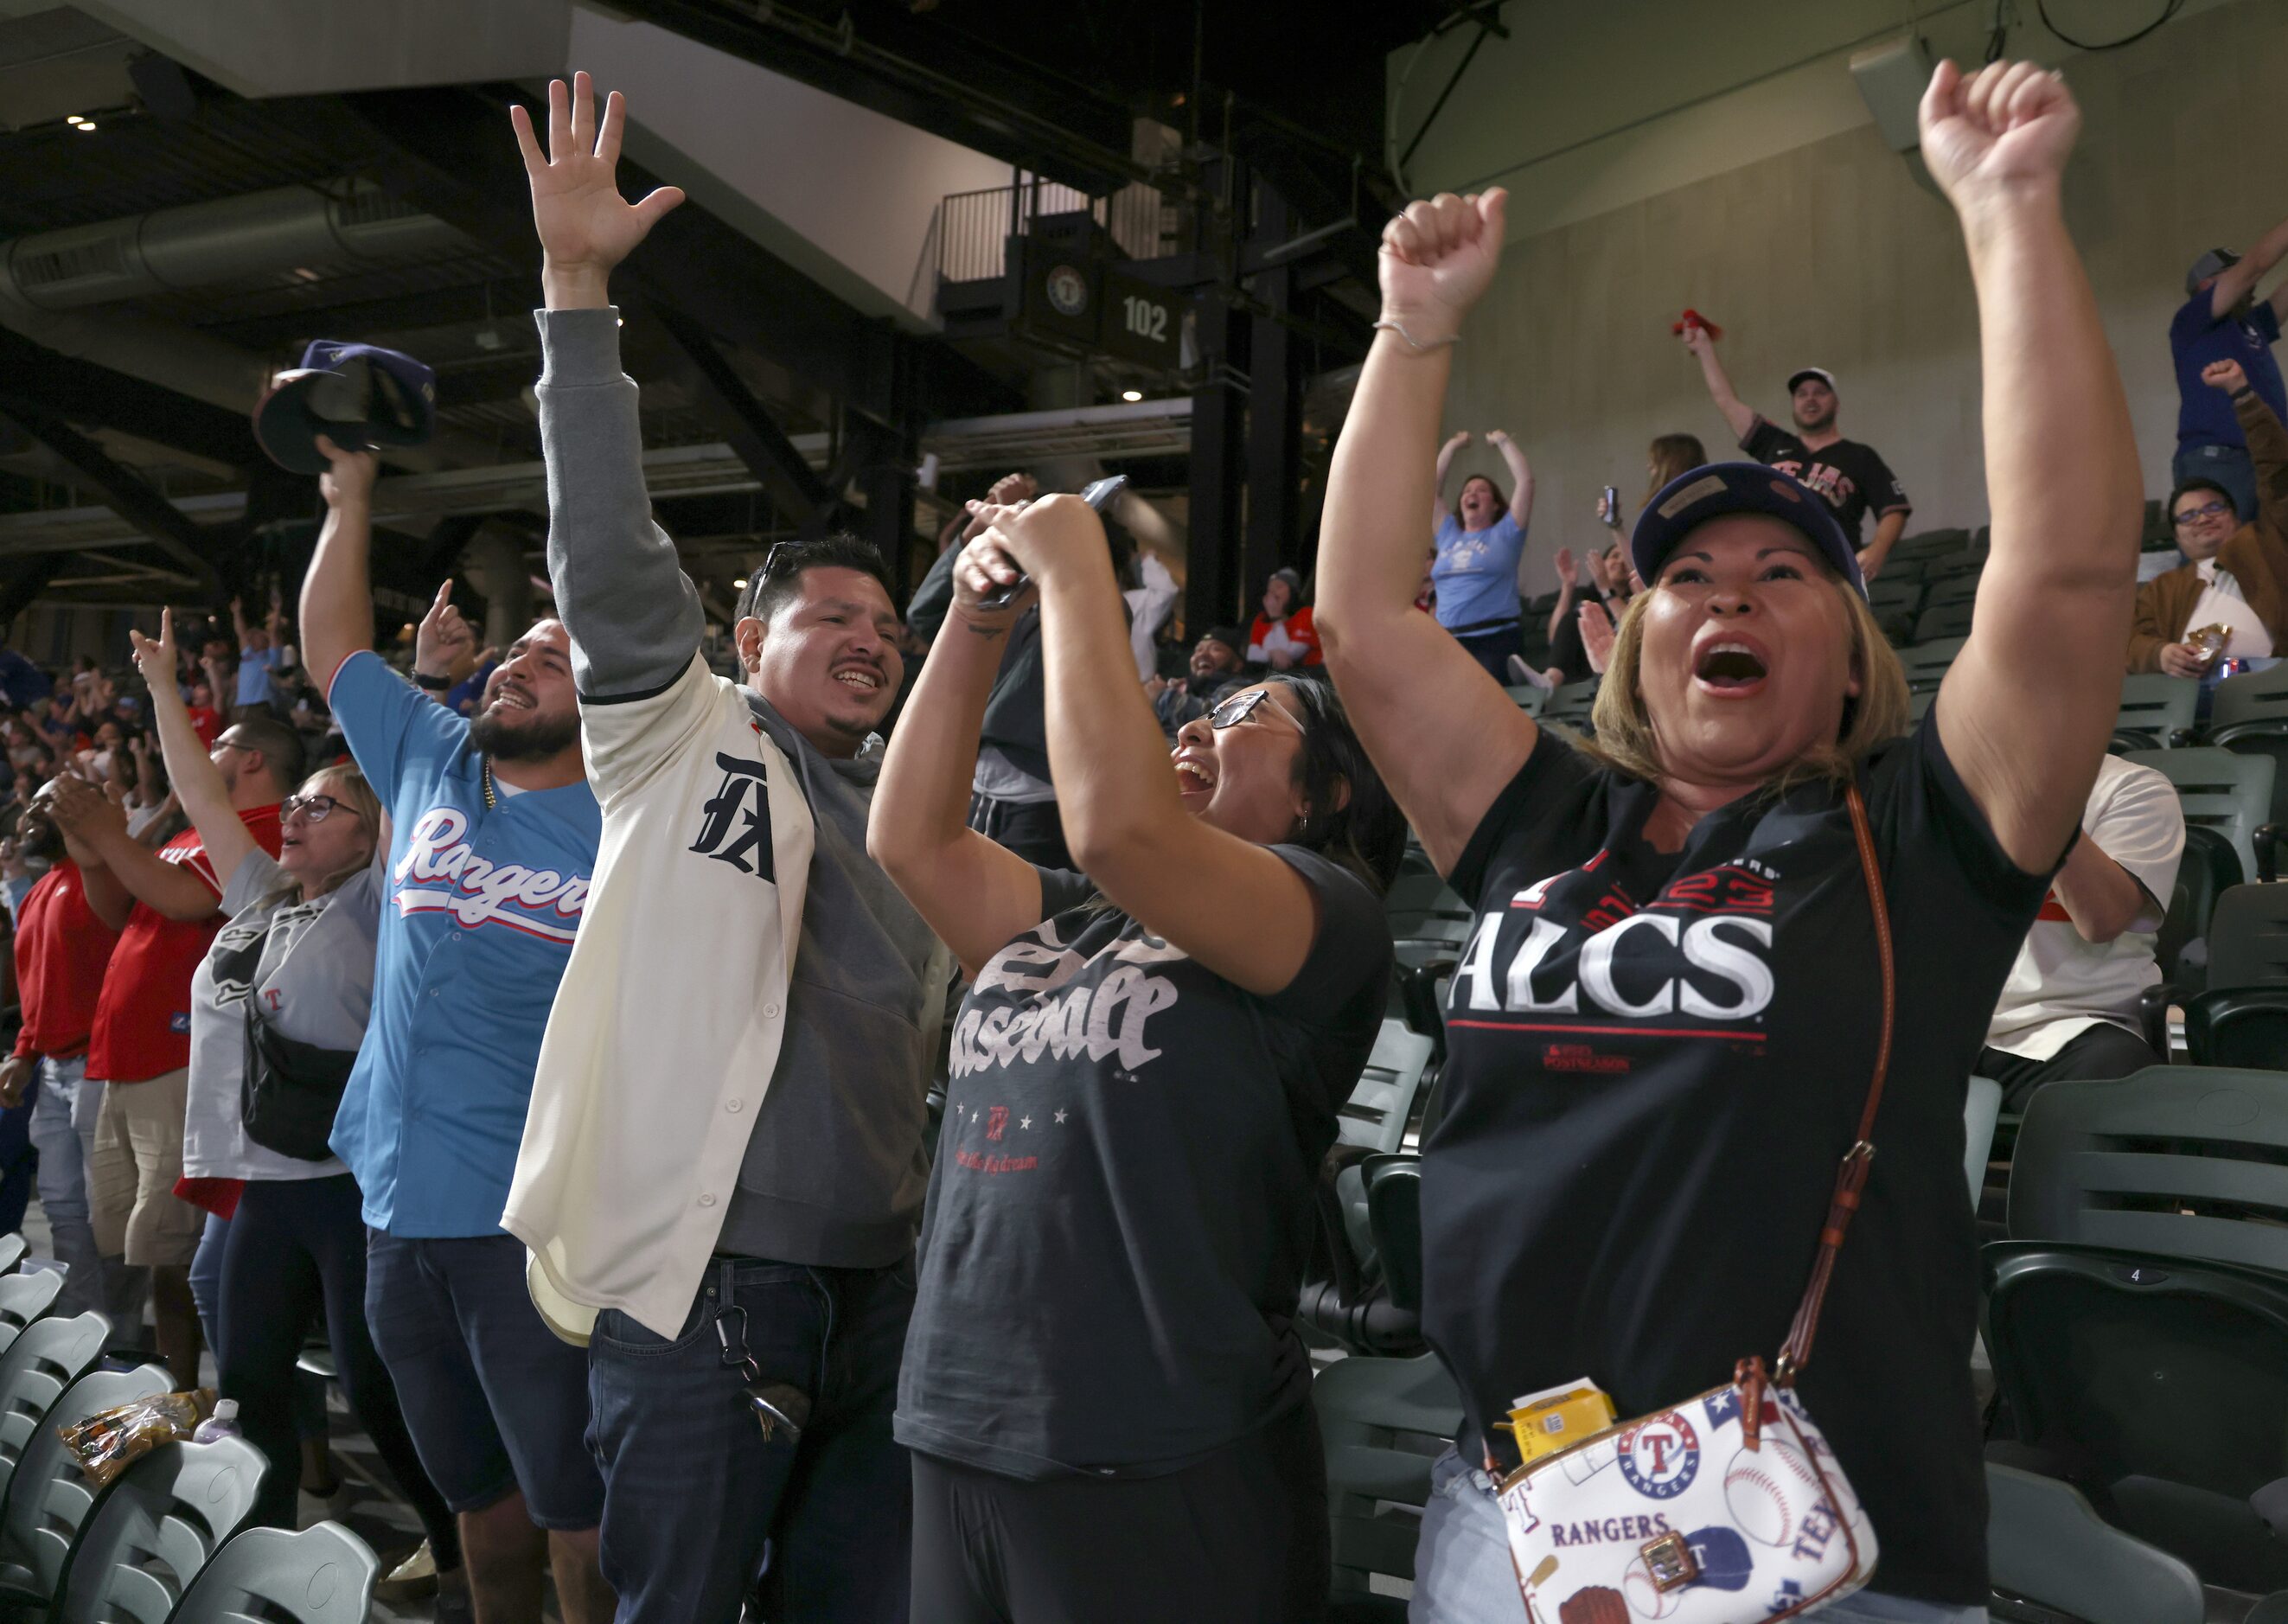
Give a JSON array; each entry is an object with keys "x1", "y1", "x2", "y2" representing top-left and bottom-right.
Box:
[
  {"x1": 967, "y1": 793, "x2": 1072, "y2": 870},
  {"x1": 911, "y1": 1398, "x2": 1331, "y2": 1623},
  {"x1": 588, "y1": 1254, "x2": 916, "y2": 1624},
  {"x1": 1979, "y1": 1021, "x2": 2160, "y2": 1112},
  {"x1": 2174, "y1": 441, "x2": 2259, "y2": 529},
  {"x1": 1450, "y1": 620, "x2": 1524, "y2": 682},
  {"x1": 220, "y1": 1177, "x2": 458, "y2": 1562}
]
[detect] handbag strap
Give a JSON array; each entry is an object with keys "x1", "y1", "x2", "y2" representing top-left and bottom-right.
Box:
[{"x1": 1775, "y1": 779, "x2": 1894, "y2": 1384}]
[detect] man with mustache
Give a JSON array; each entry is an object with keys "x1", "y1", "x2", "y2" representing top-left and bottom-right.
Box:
[
  {"x1": 500, "y1": 74, "x2": 948, "y2": 1624},
  {"x1": 301, "y1": 442, "x2": 610, "y2": 1624}
]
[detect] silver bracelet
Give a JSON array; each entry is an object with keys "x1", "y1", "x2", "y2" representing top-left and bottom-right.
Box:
[{"x1": 1373, "y1": 317, "x2": 1460, "y2": 351}]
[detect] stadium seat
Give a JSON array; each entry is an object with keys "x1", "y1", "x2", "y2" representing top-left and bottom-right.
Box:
[
  {"x1": 0, "y1": 1274, "x2": 59, "y2": 1359},
  {"x1": 1335, "y1": 1020, "x2": 1435, "y2": 1155},
  {"x1": 1964, "y1": 1075, "x2": 2002, "y2": 1205},
  {"x1": 0, "y1": 1314, "x2": 110, "y2": 1521},
  {"x1": 49, "y1": 1435, "x2": 265, "y2": 1624},
  {"x1": 169, "y1": 1522, "x2": 378, "y2": 1624},
  {"x1": 1500, "y1": 683, "x2": 1548, "y2": 715},
  {"x1": 2183, "y1": 986, "x2": 2288, "y2": 1068},
  {"x1": 2007, "y1": 1065, "x2": 2288, "y2": 1271},
  {"x1": 1866, "y1": 577, "x2": 1922, "y2": 615},
  {"x1": 1319, "y1": 1352, "x2": 1464, "y2": 1605},
  {"x1": 1892, "y1": 527, "x2": 1970, "y2": 558},
  {"x1": 1908, "y1": 687, "x2": 1937, "y2": 724},
  {"x1": 1984, "y1": 1463, "x2": 2203, "y2": 1624},
  {"x1": 2209, "y1": 883, "x2": 2288, "y2": 988},
  {"x1": 1984, "y1": 1241, "x2": 2288, "y2": 1592},
  {"x1": 2124, "y1": 747, "x2": 2279, "y2": 884},
  {"x1": 1540, "y1": 680, "x2": 1596, "y2": 728},
  {"x1": 1928, "y1": 551, "x2": 1984, "y2": 582},
  {"x1": 0, "y1": 1239, "x2": 23, "y2": 1280},
  {"x1": 1924, "y1": 573, "x2": 1980, "y2": 610},
  {"x1": 2110, "y1": 675, "x2": 2198, "y2": 752},
  {"x1": 2152, "y1": 825, "x2": 2242, "y2": 990},
  {"x1": 0, "y1": 1363, "x2": 170, "y2": 1608},
  {"x1": 1896, "y1": 636, "x2": 1966, "y2": 693},
  {"x1": 2209, "y1": 663, "x2": 2288, "y2": 830},
  {"x1": 1914, "y1": 602, "x2": 1975, "y2": 643}
]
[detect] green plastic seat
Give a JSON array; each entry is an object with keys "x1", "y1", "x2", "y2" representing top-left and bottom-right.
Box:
[
  {"x1": 1896, "y1": 636, "x2": 1966, "y2": 694},
  {"x1": 2124, "y1": 747, "x2": 2278, "y2": 885},
  {"x1": 2208, "y1": 665, "x2": 2288, "y2": 832},
  {"x1": 2182, "y1": 986, "x2": 2288, "y2": 1069},
  {"x1": 0, "y1": 1237, "x2": 23, "y2": 1279},
  {"x1": 1500, "y1": 683, "x2": 1548, "y2": 716},
  {"x1": 51, "y1": 1435, "x2": 265, "y2": 1624},
  {"x1": 0, "y1": 1363, "x2": 169, "y2": 1607},
  {"x1": 2110, "y1": 674, "x2": 2199, "y2": 752},
  {"x1": 1539, "y1": 679, "x2": 1596, "y2": 726},
  {"x1": 169, "y1": 1522, "x2": 378, "y2": 1624},
  {"x1": 0, "y1": 1273, "x2": 61, "y2": 1359},
  {"x1": 2208, "y1": 882, "x2": 2288, "y2": 988},
  {"x1": 1984, "y1": 1464, "x2": 2202, "y2": 1624},
  {"x1": 2154, "y1": 825, "x2": 2242, "y2": 989},
  {"x1": 1924, "y1": 572, "x2": 1979, "y2": 609},
  {"x1": 1335, "y1": 1021, "x2": 1435, "y2": 1154},
  {"x1": 1318, "y1": 1352, "x2": 1465, "y2": 1595},
  {"x1": 0, "y1": 1314, "x2": 110, "y2": 1522},
  {"x1": 1914, "y1": 602, "x2": 1974, "y2": 643}
]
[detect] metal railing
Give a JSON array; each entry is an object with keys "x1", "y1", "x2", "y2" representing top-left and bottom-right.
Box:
[{"x1": 935, "y1": 178, "x2": 1175, "y2": 285}]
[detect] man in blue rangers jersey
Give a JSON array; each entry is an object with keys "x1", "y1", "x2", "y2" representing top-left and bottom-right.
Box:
[{"x1": 300, "y1": 443, "x2": 610, "y2": 1624}]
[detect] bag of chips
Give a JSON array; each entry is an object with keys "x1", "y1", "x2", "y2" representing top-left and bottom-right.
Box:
[{"x1": 60, "y1": 1387, "x2": 215, "y2": 1487}]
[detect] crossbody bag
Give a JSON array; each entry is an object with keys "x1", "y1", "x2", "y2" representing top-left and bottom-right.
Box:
[{"x1": 1497, "y1": 780, "x2": 1895, "y2": 1624}]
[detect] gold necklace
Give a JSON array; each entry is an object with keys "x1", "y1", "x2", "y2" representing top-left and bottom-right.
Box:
[{"x1": 481, "y1": 756, "x2": 496, "y2": 810}]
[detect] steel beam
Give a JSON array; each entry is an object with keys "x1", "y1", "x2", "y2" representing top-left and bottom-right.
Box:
[
  {"x1": 1243, "y1": 186, "x2": 1300, "y2": 604},
  {"x1": 0, "y1": 329, "x2": 260, "y2": 469},
  {"x1": 647, "y1": 304, "x2": 830, "y2": 529},
  {"x1": 0, "y1": 400, "x2": 224, "y2": 599}
]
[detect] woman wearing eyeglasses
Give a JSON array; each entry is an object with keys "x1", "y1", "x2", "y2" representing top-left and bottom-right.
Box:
[
  {"x1": 129, "y1": 610, "x2": 458, "y2": 1569},
  {"x1": 870, "y1": 494, "x2": 1406, "y2": 1621}
]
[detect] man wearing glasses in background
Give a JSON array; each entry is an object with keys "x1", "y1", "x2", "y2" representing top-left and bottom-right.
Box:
[{"x1": 2131, "y1": 358, "x2": 2288, "y2": 683}]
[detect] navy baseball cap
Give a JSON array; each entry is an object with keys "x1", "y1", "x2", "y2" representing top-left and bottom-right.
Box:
[
  {"x1": 1630, "y1": 463, "x2": 1865, "y2": 598},
  {"x1": 254, "y1": 341, "x2": 437, "y2": 475},
  {"x1": 2188, "y1": 248, "x2": 2240, "y2": 296},
  {"x1": 1786, "y1": 366, "x2": 1837, "y2": 395}
]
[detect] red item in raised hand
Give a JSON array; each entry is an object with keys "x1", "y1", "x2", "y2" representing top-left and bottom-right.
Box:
[{"x1": 1672, "y1": 309, "x2": 1724, "y2": 341}]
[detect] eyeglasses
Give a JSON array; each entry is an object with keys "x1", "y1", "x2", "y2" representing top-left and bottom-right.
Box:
[
  {"x1": 2175, "y1": 501, "x2": 2234, "y2": 526},
  {"x1": 280, "y1": 793, "x2": 352, "y2": 824},
  {"x1": 1208, "y1": 687, "x2": 1304, "y2": 736}
]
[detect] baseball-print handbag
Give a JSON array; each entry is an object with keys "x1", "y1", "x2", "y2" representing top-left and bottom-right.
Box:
[{"x1": 1495, "y1": 783, "x2": 1893, "y2": 1624}]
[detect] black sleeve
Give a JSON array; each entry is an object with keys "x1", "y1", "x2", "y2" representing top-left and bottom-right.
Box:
[
  {"x1": 1741, "y1": 415, "x2": 1788, "y2": 461},
  {"x1": 1545, "y1": 586, "x2": 1607, "y2": 683},
  {"x1": 907, "y1": 546, "x2": 960, "y2": 643},
  {"x1": 1862, "y1": 444, "x2": 1910, "y2": 516},
  {"x1": 1032, "y1": 866, "x2": 1097, "y2": 920},
  {"x1": 1447, "y1": 728, "x2": 1610, "y2": 907},
  {"x1": 1260, "y1": 847, "x2": 1394, "y2": 1021},
  {"x1": 1867, "y1": 714, "x2": 2057, "y2": 917}
]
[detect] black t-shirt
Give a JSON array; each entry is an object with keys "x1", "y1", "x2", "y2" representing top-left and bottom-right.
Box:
[
  {"x1": 898, "y1": 847, "x2": 1391, "y2": 1480},
  {"x1": 1425, "y1": 719, "x2": 2051, "y2": 1606},
  {"x1": 1742, "y1": 416, "x2": 1910, "y2": 544}
]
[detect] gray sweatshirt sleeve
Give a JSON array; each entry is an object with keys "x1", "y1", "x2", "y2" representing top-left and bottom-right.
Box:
[{"x1": 535, "y1": 306, "x2": 704, "y2": 700}]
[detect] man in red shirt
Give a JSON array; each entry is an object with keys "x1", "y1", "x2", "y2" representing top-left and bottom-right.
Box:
[
  {"x1": 0, "y1": 784, "x2": 120, "y2": 1318},
  {"x1": 49, "y1": 713, "x2": 296, "y2": 1384}
]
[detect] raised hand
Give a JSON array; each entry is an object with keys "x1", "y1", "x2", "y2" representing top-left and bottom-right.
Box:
[
  {"x1": 1485, "y1": 429, "x2": 1511, "y2": 447},
  {"x1": 2203, "y1": 358, "x2": 2252, "y2": 395},
  {"x1": 1579, "y1": 599, "x2": 1616, "y2": 675},
  {"x1": 126, "y1": 608, "x2": 176, "y2": 692},
  {"x1": 1377, "y1": 189, "x2": 1508, "y2": 346},
  {"x1": 1553, "y1": 547, "x2": 1578, "y2": 589},
  {"x1": 950, "y1": 502, "x2": 1037, "y2": 631},
  {"x1": 1444, "y1": 431, "x2": 1472, "y2": 451},
  {"x1": 511, "y1": 71, "x2": 686, "y2": 308},
  {"x1": 1678, "y1": 323, "x2": 1715, "y2": 359},
  {"x1": 416, "y1": 579, "x2": 477, "y2": 679},
  {"x1": 1919, "y1": 59, "x2": 2080, "y2": 211},
  {"x1": 316, "y1": 434, "x2": 379, "y2": 509}
]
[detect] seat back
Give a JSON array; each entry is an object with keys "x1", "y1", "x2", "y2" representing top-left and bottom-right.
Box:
[
  {"x1": 1540, "y1": 680, "x2": 1597, "y2": 727},
  {"x1": 170, "y1": 1521, "x2": 379, "y2": 1624},
  {"x1": 2207, "y1": 882, "x2": 2288, "y2": 988},
  {"x1": 2183, "y1": 988, "x2": 2288, "y2": 1069},
  {"x1": 0, "y1": 1235, "x2": 25, "y2": 1277},
  {"x1": 2155, "y1": 825, "x2": 2241, "y2": 987},
  {"x1": 1963, "y1": 1075, "x2": 2002, "y2": 1206},
  {"x1": 1316, "y1": 1352, "x2": 1465, "y2": 1592},
  {"x1": 1336, "y1": 1021, "x2": 1435, "y2": 1154},
  {"x1": 1983, "y1": 1242, "x2": 2288, "y2": 1591},
  {"x1": 2209, "y1": 663, "x2": 2288, "y2": 733},
  {"x1": 2124, "y1": 747, "x2": 2276, "y2": 890},
  {"x1": 0, "y1": 1363, "x2": 169, "y2": 1596},
  {"x1": 1923, "y1": 572, "x2": 1979, "y2": 610},
  {"x1": 2009, "y1": 1066, "x2": 2288, "y2": 1269},
  {"x1": 0, "y1": 1314, "x2": 109, "y2": 1516},
  {"x1": 1914, "y1": 602, "x2": 1973, "y2": 643},
  {"x1": 0, "y1": 1271, "x2": 61, "y2": 1358},
  {"x1": 1895, "y1": 636, "x2": 1965, "y2": 693},
  {"x1": 1501, "y1": 684, "x2": 1548, "y2": 716},
  {"x1": 1363, "y1": 1156, "x2": 1423, "y2": 1313},
  {"x1": 2112, "y1": 674, "x2": 2199, "y2": 750},
  {"x1": 1984, "y1": 1463, "x2": 2203, "y2": 1624},
  {"x1": 53, "y1": 1435, "x2": 265, "y2": 1624}
]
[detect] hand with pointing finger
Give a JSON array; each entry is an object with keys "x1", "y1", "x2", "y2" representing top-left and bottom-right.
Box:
[{"x1": 415, "y1": 579, "x2": 476, "y2": 684}]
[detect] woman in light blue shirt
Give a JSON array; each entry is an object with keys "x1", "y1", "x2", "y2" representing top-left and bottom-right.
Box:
[{"x1": 1430, "y1": 428, "x2": 1537, "y2": 678}]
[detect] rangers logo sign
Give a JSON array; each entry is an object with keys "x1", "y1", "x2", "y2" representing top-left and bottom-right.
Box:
[{"x1": 1614, "y1": 1412, "x2": 1699, "y2": 1500}]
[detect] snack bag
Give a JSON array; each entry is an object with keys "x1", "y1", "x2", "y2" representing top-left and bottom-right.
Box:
[{"x1": 61, "y1": 1388, "x2": 215, "y2": 1487}]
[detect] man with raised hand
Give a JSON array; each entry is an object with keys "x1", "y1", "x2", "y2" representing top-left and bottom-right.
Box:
[
  {"x1": 298, "y1": 441, "x2": 610, "y2": 1624},
  {"x1": 502, "y1": 74, "x2": 946, "y2": 1624},
  {"x1": 2171, "y1": 224, "x2": 2288, "y2": 525},
  {"x1": 1682, "y1": 327, "x2": 1913, "y2": 579}
]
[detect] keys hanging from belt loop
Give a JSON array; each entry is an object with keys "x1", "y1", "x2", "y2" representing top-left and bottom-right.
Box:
[{"x1": 713, "y1": 1301, "x2": 813, "y2": 1447}]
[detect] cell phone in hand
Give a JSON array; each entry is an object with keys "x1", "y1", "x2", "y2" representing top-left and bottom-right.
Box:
[{"x1": 976, "y1": 476, "x2": 1130, "y2": 611}]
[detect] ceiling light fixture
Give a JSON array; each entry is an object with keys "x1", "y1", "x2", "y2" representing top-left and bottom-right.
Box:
[
  {"x1": 1121, "y1": 388, "x2": 1143, "y2": 402},
  {"x1": 67, "y1": 115, "x2": 95, "y2": 131},
  {"x1": 732, "y1": 578, "x2": 750, "y2": 590}
]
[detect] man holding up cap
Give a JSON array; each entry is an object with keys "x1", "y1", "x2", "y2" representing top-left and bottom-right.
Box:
[
  {"x1": 2170, "y1": 227, "x2": 2288, "y2": 527},
  {"x1": 1682, "y1": 324, "x2": 1912, "y2": 579}
]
